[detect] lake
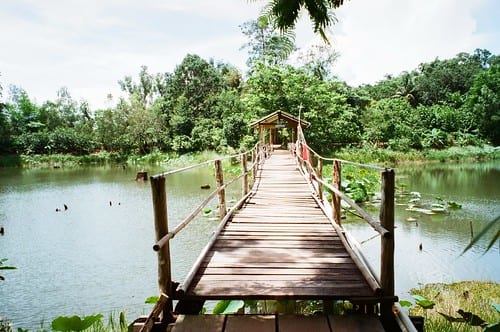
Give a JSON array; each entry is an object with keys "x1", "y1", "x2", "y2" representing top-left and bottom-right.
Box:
[{"x1": 0, "y1": 160, "x2": 498, "y2": 328}]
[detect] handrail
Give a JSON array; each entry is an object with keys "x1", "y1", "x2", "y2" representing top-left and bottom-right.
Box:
[
  {"x1": 152, "y1": 143, "x2": 260, "y2": 179},
  {"x1": 294, "y1": 122, "x2": 395, "y2": 321},
  {"x1": 314, "y1": 174, "x2": 390, "y2": 237},
  {"x1": 153, "y1": 172, "x2": 247, "y2": 251},
  {"x1": 305, "y1": 143, "x2": 386, "y2": 171}
]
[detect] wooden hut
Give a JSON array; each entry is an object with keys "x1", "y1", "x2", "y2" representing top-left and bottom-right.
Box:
[{"x1": 249, "y1": 110, "x2": 310, "y2": 147}]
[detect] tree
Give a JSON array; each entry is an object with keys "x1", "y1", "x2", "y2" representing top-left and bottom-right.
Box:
[
  {"x1": 413, "y1": 50, "x2": 490, "y2": 106},
  {"x1": 295, "y1": 44, "x2": 339, "y2": 80},
  {"x1": 362, "y1": 98, "x2": 422, "y2": 150},
  {"x1": 243, "y1": 63, "x2": 361, "y2": 152},
  {"x1": 162, "y1": 55, "x2": 226, "y2": 151},
  {"x1": 240, "y1": 17, "x2": 296, "y2": 67},
  {"x1": 261, "y1": 0, "x2": 345, "y2": 41},
  {"x1": 0, "y1": 76, "x2": 14, "y2": 154},
  {"x1": 464, "y1": 64, "x2": 500, "y2": 145},
  {"x1": 119, "y1": 66, "x2": 157, "y2": 109}
]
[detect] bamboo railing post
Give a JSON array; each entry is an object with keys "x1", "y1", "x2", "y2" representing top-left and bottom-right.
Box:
[
  {"x1": 215, "y1": 159, "x2": 226, "y2": 219},
  {"x1": 241, "y1": 153, "x2": 248, "y2": 195},
  {"x1": 251, "y1": 149, "x2": 256, "y2": 186},
  {"x1": 380, "y1": 168, "x2": 395, "y2": 323},
  {"x1": 317, "y1": 158, "x2": 323, "y2": 203},
  {"x1": 332, "y1": 160, "x2": 342, "y2": 225},
  {"x1": 150, "y1": 176, "x2": 173, "y2": 322}
]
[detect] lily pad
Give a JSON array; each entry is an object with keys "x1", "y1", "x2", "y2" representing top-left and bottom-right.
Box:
[
  {"x1": 213, "y1": 300, "x2": 244, "y2": 314},
  {"x1": 52, "y1": 314, "x2": 103, "y2": 332},
  {"x1": 412, "y1": 295, "x2": 435, "y2": 309}
]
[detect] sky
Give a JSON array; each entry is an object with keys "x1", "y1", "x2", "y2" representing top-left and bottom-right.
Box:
[{"x1": 0, "y1": 0, "x2": 499, "y2": 110}]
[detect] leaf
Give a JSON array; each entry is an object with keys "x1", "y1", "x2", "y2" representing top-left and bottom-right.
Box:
[
  {"x1": 399, "y1": 300, "x2": 412, "y2": 308},
  {"x1": 492, "y1": 303, "x2": 500, "y2": 313},
  {"x1": 483, "y1": 322, "x2": 500, "y2": 331},
  {"x1": 145, "y1": 296, "x2": 159, "y2": 304},
  {"x1": 412, "y1": 295, "x2": 435, "y2": 309},
  {"x1": 222, "y1": 300, "x2": 244, "y2": 314},
  {"x1": 447, "y1": 201, "x2": 462, "y2": 209},
  {"x1": 438, "y1": 312, "x2": 464, "y2": 323},
  {"x1": 212, "y1": 300, "x2": 230, "y2": 314},
  {"x1": 462, "y1": 215, "x2": 500, "y2": 255},
  {"x1": 212, "y1": 300, "x2": 244, "y2": 314},
  {"x1": 485, "y1": 230, "x2": 500, "y2": 253},
  {"x1": 51, "y1": 314, "x2": 103, "y2": 332}
]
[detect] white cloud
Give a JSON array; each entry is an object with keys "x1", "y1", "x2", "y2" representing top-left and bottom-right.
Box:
[
  {"x1": 0, "y1": 0, "x2": 498, "y2": 109},
  {"x1": 329, "y1": 0, "x2": 494, "y2": 85}
]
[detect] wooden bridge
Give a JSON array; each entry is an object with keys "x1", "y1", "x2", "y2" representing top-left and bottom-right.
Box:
[{"x1": 137, "y1": 118, "x2": 417, "y2": 332}]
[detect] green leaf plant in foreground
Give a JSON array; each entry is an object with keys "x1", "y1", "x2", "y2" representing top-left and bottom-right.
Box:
[
  {"x1": 212, "y1": 300, "x2": 244, "y2": 314},
  {"x1": 145, "y1": 296, "x2": 159, "y2": 304},
  {"x1": 412, "y1": 295, "x2": 435, "y2": 310},
  {"x1": 462, "y1": 215, "x2": 500, "y2": 255},
  {"x1": 51, "y1": 314, "x2": 103, "y2": 332}
]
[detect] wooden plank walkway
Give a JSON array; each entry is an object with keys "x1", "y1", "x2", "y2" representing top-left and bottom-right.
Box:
[
  {"x1": 171, "y1": 314, "x2": 384, "y2": 332},
  {"x1": 183, "y1": 150, "x2": 377, "y2": 301}
]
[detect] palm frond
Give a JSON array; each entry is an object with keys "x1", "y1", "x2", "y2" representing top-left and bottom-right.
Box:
[{"x1": 461, "y1": 215, "x2": 500, "y2": 255}]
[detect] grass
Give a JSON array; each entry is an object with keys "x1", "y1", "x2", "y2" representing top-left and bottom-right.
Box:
[
  {"x1": 1, "y1": 144, "x2": 498, "y2": 169},
  {"x1": 331, "y1": 145, "x2": 500, "y2": 167},
  {"x1": 1, "y1": 312, "x2": 129, "y2": 332},
  {"x1": 409, "y1": 281, "x2": 500, "y2": 331}
]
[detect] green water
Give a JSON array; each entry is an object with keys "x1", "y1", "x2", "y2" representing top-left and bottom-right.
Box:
[
  {"x1": 0, "y1": 160, "x2": 498, "y2": 328},
  {"x1": 342, "y1": 160, "x2": 499, "y2": 302}
]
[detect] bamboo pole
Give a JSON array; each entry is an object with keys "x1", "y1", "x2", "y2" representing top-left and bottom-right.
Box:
[
  {"x1": 315, "y1": 176, "x2": 390, "y2": 237},
  {"x1": 251, "y1": 149, "x2": 256, "y2": 186},
  {"x1": 150, "y1": 176, "x2": 173, "y2": 321},
  {"x1": 215, "y1": 159, "x2": 226, "y2": 219},
  {"x1": 241, "y1": 153, "x2": 248, "y2": 196},
  {"x1": 332, "y1": 160, "x2": 342, "y2": 226},
  {"x1": 139, "y1": 293, "x2": 169, "y2": 332},
  {"x1": 317, "y1": 158, "x2": 323, "y2": 202},
  {"x1": 380, "y1": 168, "x2": 395, "y2": 323}
]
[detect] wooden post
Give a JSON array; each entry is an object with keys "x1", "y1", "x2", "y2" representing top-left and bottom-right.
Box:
[
  {"x1": 380, "y1": 168, "x2": 395, "y2": 324},
  {"x1": 241, "y1": 153, "x2": 248, "y2": 195},
  {"x1": 251, "y1": 148, "x2": 256, "y2": 187},
  {"x1": 332, "y1": 160, "x2": 342, "y2": 225},
  {"x1": 317, "y1": 158, "x2": 323, "y2": 203},
  {"x1": 215, "y1": 159, "x2": 226, "y2": 219},
  {"x1": 150, "y1": 176, "x2": 173, "y2": 321}
]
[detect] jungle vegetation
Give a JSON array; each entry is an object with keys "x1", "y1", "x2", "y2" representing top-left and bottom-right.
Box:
[{"x1": 0, "y1": 18, "x2": 498, "y2": 160}]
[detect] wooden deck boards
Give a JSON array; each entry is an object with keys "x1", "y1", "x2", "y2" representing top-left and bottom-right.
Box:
[
  {"x1": 171, "y1": 314, "x2": 385, "y2": 332},
  {"x1": 183, "y1": 150, "x2": 377, "y2": 301}
]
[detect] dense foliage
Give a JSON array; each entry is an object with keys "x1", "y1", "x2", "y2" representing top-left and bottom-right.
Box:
[{"x1": 0, "y1": 26, "x2": 498, "y2": 158}]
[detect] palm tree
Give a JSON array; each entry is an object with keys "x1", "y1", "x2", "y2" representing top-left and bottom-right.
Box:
[{"x1": 257, "y1": 0, "x2": 346, "y2": 41}]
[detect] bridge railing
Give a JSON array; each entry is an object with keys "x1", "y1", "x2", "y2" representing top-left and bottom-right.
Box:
[
  {"x1": 292, "y1": 125, "x2": 395, "y2": 322},
  {"x1": 148, "y1": 142, "x2": 269, "y2": 324}
]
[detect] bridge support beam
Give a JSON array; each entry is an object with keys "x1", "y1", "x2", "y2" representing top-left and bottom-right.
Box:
[
  {"x1": 332, "y1": 160, "x2": 342, "y2": 225},
  {"x1": 150, "y1": 176, "x2": 174, "y2": 323},
  {"x1": 241, "y1": 153, "x2": 249, "y2": 196},
  {"x1": 380, "y1": 168, "x2": 396, "y2": 329},
  {"x1": 215, "y1": 159, "x2": 227, "y2": 219}
]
